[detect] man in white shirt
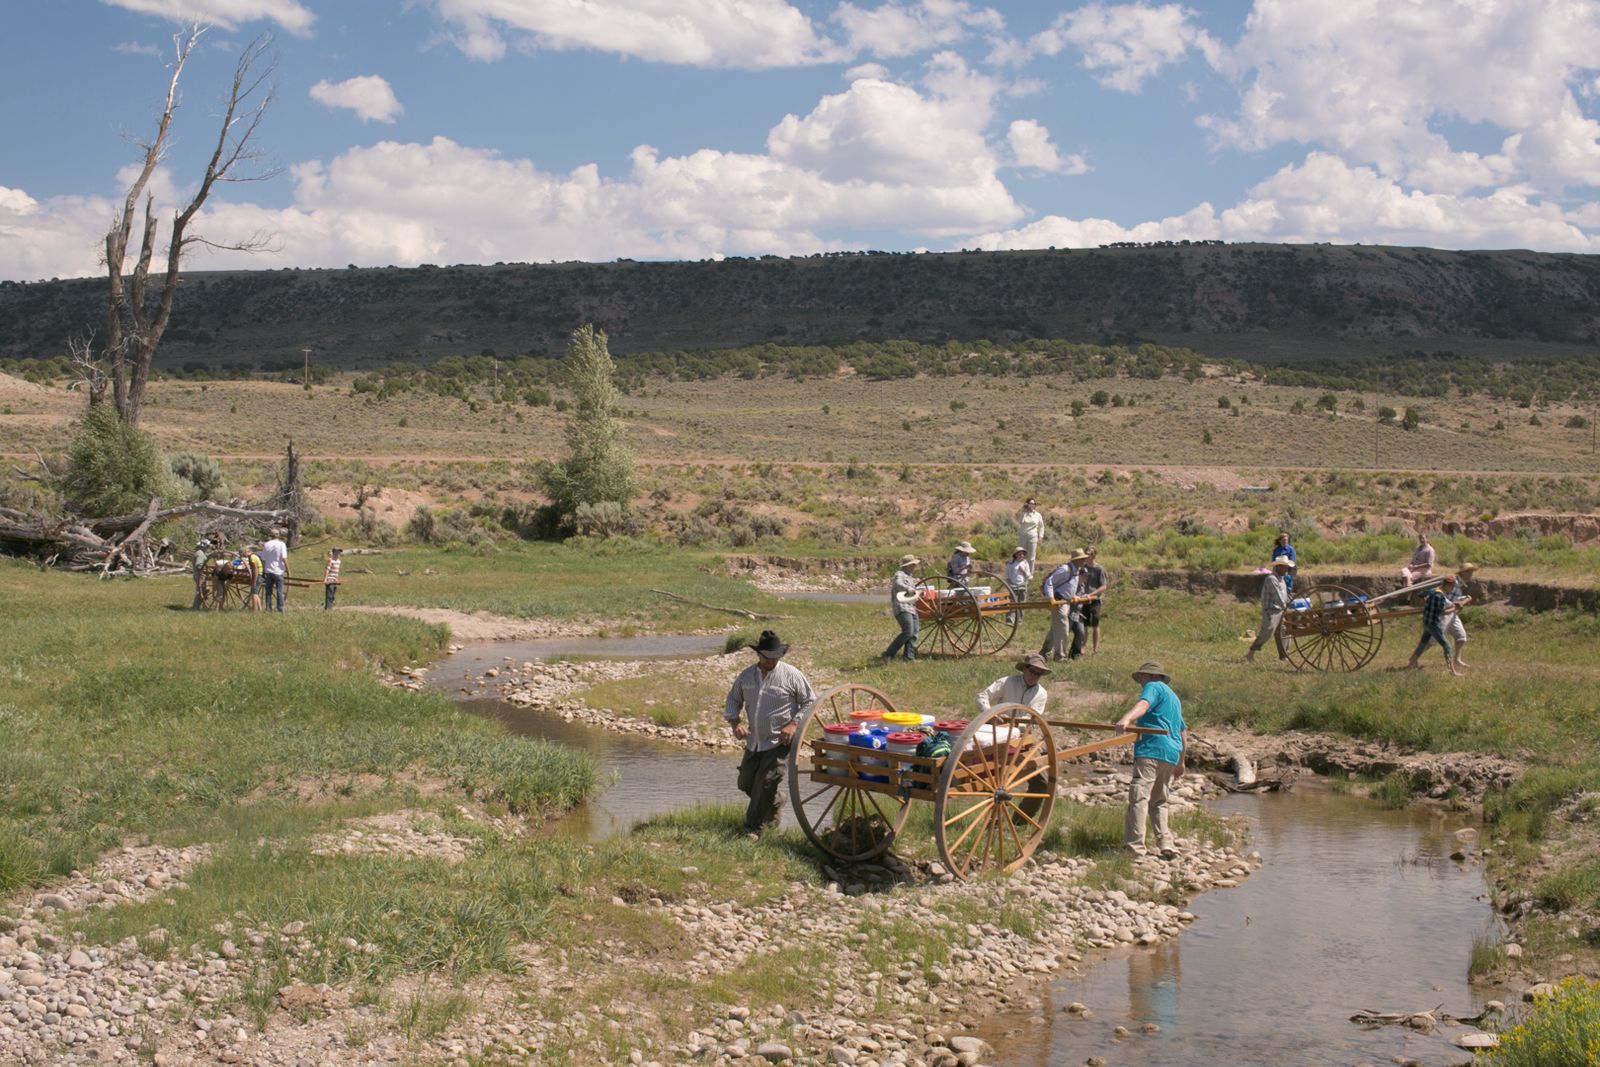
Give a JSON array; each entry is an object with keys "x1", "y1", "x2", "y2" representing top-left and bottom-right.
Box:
[
  {"x1": 725, "y1": 630, "x2": 817, "y2": 837},
  {"x1": 975, "y1": 654, "x2": 1050, "y2": 714},
  {"x1": 259, "y1": 530, "x2": 289, "y2": 613},
  {"x1": 1246, "y1": 557, "x2": 1293, "y2": 662}
]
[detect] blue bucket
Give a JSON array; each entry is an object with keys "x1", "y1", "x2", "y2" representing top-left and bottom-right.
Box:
[{"x1": 847, "y1": 728, "x2": 890, "y2": 782}]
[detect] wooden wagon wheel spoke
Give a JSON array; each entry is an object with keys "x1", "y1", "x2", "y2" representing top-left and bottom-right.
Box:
[
  {"x1": 934, "y1": 703, "x2": 1057, "y2": 880},
  {"x1": 788, "y1": 683, "x2": 910, "y2": 863},
  {"x1": 914, "y1": 575, "x2": 983, "y2": 657}
]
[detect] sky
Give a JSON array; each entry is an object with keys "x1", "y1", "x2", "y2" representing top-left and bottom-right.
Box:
[{"x1": 3, "y1": 0, "x2": 1600, "y2": 282}]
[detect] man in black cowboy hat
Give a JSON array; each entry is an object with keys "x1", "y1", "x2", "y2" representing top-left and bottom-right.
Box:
[
  {"x1": 975, "y1": 653, "x2": 1050, "y2": 714},
  {"x1": 724, "y1": 630, "x2": 817, "y2": 837}
]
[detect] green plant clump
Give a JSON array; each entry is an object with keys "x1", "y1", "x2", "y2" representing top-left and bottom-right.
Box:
[
  {"x1": 61, "y1": 402, "x2": 172, "y2": 516},
  {"x1": 1487, "y1": 976, "x2": 1600, "y2": 1066}
]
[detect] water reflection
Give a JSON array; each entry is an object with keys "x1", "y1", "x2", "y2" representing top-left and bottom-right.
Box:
[{"x1": 991, "y1": 783, "x2": 1502, "y2": 1067}]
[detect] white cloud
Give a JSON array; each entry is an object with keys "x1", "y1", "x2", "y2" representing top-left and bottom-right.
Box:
[
  {"x1": 1204, "y1": 0, "x2": 1600, "y2": 194},
  {"x1": 0, "y1": 69, "x2": 1032, "y2": 281},
  {"x1": 1005, "y1": 119, "x2": 1088, "y2": 175},
  {"x1": 1030, "y1": 3, "x2": 1217, "y2": 92},
  {"x1": 426, "y1": 0, "x2": 847, "y2": 68},
  {"x1": 309, "y1": 76, "x2": 403, "y2": 124},
  {"x1": 967, "y1": 152, "x2": 1600, "y2": 251},
  {"x1": 100, "y1": 0, "x2": 315, "y2": 35},
  {"x1": 845, "y1": 62, "x2": 890, "y2": 80},
  {"x1": 834, "y1": 0, "x2": 1005, "y2": 59},
  {"x1": 113, "y1": 41, "x2": 161, "y2": 56}
]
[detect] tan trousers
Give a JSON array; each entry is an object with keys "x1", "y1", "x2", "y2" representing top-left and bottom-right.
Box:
[
  {"x1": 1248, "y1": 608, "x2": 1288, "y2": 658},
  {"x1": 1125, "y1": 758, "x2": 1178, "y2": 852}
]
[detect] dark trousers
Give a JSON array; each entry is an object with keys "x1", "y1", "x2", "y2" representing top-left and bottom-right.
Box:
[
  {"x1": 1413, "y1": 622, "x2": 1450, "y2": 661},
  {"x1": 736, "y1": 745, "x2": 789, "y2": 832},
  {"x1": 324, "y1": 583, "x2": 337, "y2": 610},
  {"x1": 261, "y1": 573, "x2": 285, "y2": 612}
]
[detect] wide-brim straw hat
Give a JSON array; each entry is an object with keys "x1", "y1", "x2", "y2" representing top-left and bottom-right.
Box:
[
  {"x1": 1131, "y1": 661, "x2": 1169, "y2": 682},
  {"x1": 899, "y1": 554, "x2": 921, "y2": 567},
  {"x1": 1270, "y1": 557, "x2": 1295, "y2": 568},
  {"x1": 1070, "y1": 549, "x2": 1090, "y2": 562},
  {"x1": 1015, "y1": 653, "x2": 1051, "y2": 675},
  {"x1": 955, "y1": 541, "x2": 976, "y2": 554},
  {"x1": 1011, "y1": 547, "x2": 1027, "y2": 558}
]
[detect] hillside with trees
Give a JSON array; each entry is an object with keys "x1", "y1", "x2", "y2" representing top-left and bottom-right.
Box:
[{"x1": 4, "y1": 243, "x2": 1600, "y2": 374}]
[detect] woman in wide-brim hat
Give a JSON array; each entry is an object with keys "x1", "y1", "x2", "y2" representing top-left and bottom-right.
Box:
[{"x1": 1117, "y1": 659, "x2": 1186, "y2": 858}]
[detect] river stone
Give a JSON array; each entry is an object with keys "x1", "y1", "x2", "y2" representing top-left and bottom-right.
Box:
[
  {"x1": 1455, "y1": 1032, "x2": 1499, "y2": 1049},
  {"x1": 1504, "y1": 944, "x2": 1523, "y2": 959},
  {"x1": 948, "y1": 1036, "x2": 988, "y2": 1055},
  {"x1": 828, "y1": 1047, "x2": 858, "y2": 1065},
  {"x1": 66, "y1": 949, "x2": 93, "y2": 970},
  {"x1": 756, "y1": 1042, "x2": 792, "y2": 1062},
  {"x1": 1524, "y1": 983, "x2": 1557, "y2": 1001}
]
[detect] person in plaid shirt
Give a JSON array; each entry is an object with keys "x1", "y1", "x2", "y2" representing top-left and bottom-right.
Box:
[{"x1": 1407, "y1": 575, "x2": 1463, "y2": 676}]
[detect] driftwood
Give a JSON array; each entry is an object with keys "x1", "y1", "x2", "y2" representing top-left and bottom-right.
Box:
[
  {"x1": 649, "y1": 588, "x2": 789, "y2": 620},
  {"x1": 1, "y1": 499, "x2": 291, "y2": 577}
]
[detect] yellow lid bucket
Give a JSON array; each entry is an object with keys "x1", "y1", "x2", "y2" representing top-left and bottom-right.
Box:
[{"x1": 880, "y1": 711, "x2": 924, "y2": 727}]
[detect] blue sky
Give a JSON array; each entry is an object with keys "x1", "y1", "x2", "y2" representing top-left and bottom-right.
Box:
[{"x1": 3, "y1": 0, "x2": 1600, "y2": 281}]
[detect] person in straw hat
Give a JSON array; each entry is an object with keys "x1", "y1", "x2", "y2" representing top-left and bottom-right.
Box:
[
  {"x1": 1117, "y1": 661, "x2": 1187, "y2": 858},
  {"x1": 1016, "y1": 498, "x2": 1045, "y2": 564},
  {"x1": 975, "y1": 653, "x2": 1050, "y2": 714},
  {"x1": 1039, "y1": 549, "x2": 1090, "y2": 661},
  {"x1": 882, "y1": 554, "x2": 923, "y2": 662},
  {"x1": 1004, "y1": 547, "x2": 1032, "y2": 625},
  {"x1": 1246, "y1": 555, "x2": 1294, "y2": 663},
  {"x1": 947, "y1": 541, "x2": 976, "y2": 581},
  {"x1": 725, "y1": 630, "x2": 817, "y2": 837}
]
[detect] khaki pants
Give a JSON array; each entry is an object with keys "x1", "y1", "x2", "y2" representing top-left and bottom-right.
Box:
[
  {"x1": 1125, "y1": 758, "x2": 1178, "y2": 853},
  {"x1": 1040, "y1": 601, "x2": 1074, "y2": 659},
  {"x1": 736, "y1": 745, "x2": 789, "y2": 833},
  {"x1": 1249, "y1": 608, "x2": 1288, "y2": 658}
]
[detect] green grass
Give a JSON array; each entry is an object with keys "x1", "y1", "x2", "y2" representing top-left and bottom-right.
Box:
[{"x1": 0, "y1": 557, "x2": 596, "y2": 894}]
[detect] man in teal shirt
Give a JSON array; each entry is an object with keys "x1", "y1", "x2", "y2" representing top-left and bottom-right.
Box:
[{"x1": 1117, "y1": 661, "x2": 1187, "y2": 858}]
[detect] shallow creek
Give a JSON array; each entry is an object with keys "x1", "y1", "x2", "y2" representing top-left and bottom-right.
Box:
[{"x1": 428, "y1": 638, "x2": 1504, "y2": 1063}]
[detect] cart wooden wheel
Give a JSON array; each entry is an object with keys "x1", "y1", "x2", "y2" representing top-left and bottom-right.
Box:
[
  {"x1": 913, "y1": 575, "x2": 982, "y2": 657},
  {"x1": 933, "y1": 703, "x2": 1058, "y2": 880},
  {"x1": 199, "y1": 567, "x2": 224, "y2": 610},
  {"x1": 1283, "y1": 582, "x2": 1384, "y2": 673},
  {"x1": 222, "y1": 578, "x2": 253, "y2": 611},
  {"x1": 788, "y1": 683, "x2": 912, "y2": 862},
  {"x1": 974, "y1": 587, "x2": 1020, "y2": 656}
]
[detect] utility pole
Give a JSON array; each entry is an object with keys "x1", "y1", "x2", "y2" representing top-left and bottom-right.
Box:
[
  {"x1": 1373, "y1": 397, "x2": 1379, "y2": 469},
  {"x1": 301, "y1": 347, "x2": 312, "y2": 390}
]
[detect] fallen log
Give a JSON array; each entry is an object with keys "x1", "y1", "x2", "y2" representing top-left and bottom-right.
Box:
[
  {"x1": 1, "y1": 500, "x2": 291, "y2": 576},
  {"x1": 649, "y1": 588, "x2": 790, "y2": 620}
]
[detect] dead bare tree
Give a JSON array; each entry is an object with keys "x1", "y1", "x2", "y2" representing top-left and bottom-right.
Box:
[{"x1": 96, "y1": 24, "x2": 278, "y2": 428}]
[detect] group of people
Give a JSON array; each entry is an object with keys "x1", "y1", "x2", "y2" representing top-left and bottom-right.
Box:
[
  {"x1": 1248, "y1": 529, "x2": 1473, "y2": 672},
  {"x1": 726, "y1": 633, "x2": 1187, "y2": 857},
  {"x1": 881, "y1": 499, "x2": 1111, "y2": 664},
  {"x1": 190, "y1": 531, "x2": 344, "y2": 611}
]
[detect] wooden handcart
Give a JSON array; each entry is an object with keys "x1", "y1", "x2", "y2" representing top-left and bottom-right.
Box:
[
  {"x1": 1277, "y1": 564, "x2": 1477, "y2": 672},
  {"x1": 787, "y1": 683, "x2": 1157, "y2": 880},
  {"x1": 911, "y1": 575, "x2": 1099, "y2": 658},
  {"x1": 198, "y1": 558, "x2": 255, "y2": 611}
]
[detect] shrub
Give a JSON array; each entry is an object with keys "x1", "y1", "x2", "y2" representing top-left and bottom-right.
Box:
[
  {"x1": 1565, "y1": 415, "x2": 1588, "y2": 429},
  {"x1": 61, "y1": 403, "x2": 172, "y2": 517},
  {"x1": 1378, "y1": 405, "x2": 1397, "y2": 424},
  {"x1": 1402, "y1": 407, "x2": 1421, "y2": 431},
  {"x1": 1486, "y1": 976, "x2": 1600, "y2": 1066},
  {"x1": 169, "y1": 452, "x2": 229, "y2": 502}
]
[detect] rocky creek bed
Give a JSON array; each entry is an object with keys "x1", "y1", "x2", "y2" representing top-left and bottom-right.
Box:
[{"x1": 0, "y1": 605, "x2": 1535, "y2": 1066}]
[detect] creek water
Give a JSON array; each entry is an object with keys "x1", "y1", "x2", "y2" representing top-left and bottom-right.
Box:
[
  {"x1": 985, "y1": 783, "x2": 1504, "y2": 1067},
  {"x1": 429, "y1": 638, "x2": 1502, "y2": 1063}
]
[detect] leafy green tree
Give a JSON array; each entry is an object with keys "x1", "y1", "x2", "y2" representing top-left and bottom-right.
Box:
[
  {"x1": 1402, "y1": 407, "x2": 1421, "y2": 431},
  {"x1": 539, "y1": 324, "x2": 636, "y2": 522},
  {"x1": 1315, "y1": 393, "x2": 1337, "y2": 412},
  {"x1": 1090, "y1": 390, "x2": 1110, "y2": 407},
  {"x1": 1378, "y1": 405, "x2": 1397, "y2": 424},
  {"x1": 61, "y1": 403, "x2": 172, "y2": 517}
]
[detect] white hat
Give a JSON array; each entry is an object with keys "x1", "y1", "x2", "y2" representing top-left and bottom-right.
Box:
[
  {"x1": 955, "y1": 541, "x2": 976, "y2": 554},
  {"x1": 1270, "y1": 557, "x2": 1295, "y2": 568},
  {"x1": 899, "y1": 553, "x2": 921, "y2": 568}
]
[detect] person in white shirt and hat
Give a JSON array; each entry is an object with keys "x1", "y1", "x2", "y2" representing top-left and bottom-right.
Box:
[
  {"x1": 975, "y1": 654, "x2": 1050, "y2": 714},
  {"x1": 1246, "y1": 556, "x2": 1294, "y2": 663},
  {"x1": 947, "y1": 541, "x2": 975, "y2": 582},
  {"x1": 1004, "y1": 547, "x2": 1032, "y2": 625},
  {"x1": 882, "y1": 554, "x2": 922, "y2": 662}
]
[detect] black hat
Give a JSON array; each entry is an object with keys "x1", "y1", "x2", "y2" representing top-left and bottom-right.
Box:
[{"x1": 748, "y1": 630, "x2": 788, "y2": 659}]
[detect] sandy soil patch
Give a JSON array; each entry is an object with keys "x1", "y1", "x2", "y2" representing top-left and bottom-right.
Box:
[
  {"x1": 345, "y1": 605, "x2": 604, "y2": 643},
  {"x1": 0, "y1": 372, "x2": 53, "y2": 397}
]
